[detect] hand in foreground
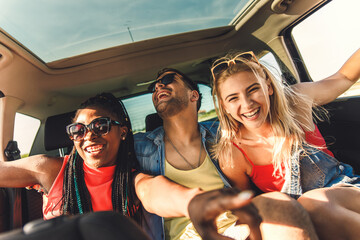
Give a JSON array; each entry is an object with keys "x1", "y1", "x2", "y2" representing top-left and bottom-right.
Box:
[{"x1": 188, "y1": 188, "x2": 262, "y2": 240}]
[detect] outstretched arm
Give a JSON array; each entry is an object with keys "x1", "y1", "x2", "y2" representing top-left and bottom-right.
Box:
[
  {"x1": 0, "y1": 154, "x2": 63, "y2": 193},
  {"x1": 293, "y1": 48, "x2": 360, "y2": 106},
  {"x1": 134, "y1": 173, "x2": 203, "y2": 218}
]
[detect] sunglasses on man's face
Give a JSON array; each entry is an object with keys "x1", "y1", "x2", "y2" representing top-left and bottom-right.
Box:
[
  {"x1": 148, "y1": 73, "x2": 177, "y2": 93},
  {"x1": 66, "y1": 117, "x2": 121, "y2": 141},
  {"x1": 211, "y1": 51, "x2": 260, "y2": 80}
]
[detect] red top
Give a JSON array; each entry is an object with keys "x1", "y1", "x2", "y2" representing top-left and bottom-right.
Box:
[
  {"x1": 233, "y1": 125, "x2": 333, "y2": 193},
  {"x1": 304, "y1": 125, "x2": 334, "y2": 157},
  {"x1": 42, "y1": 155, "x2": 115, "y2": 219}
]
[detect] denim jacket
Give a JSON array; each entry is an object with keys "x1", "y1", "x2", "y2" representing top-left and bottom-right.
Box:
[
  {"x1": 281, "y1": 145, "x2": 360, "y2": 199},
  {"x1": 134, "y1": 121, "x2": 231, "y2": 240}
]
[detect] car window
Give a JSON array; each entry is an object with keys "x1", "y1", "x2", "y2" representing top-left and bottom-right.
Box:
[
  {"x1": 260, "y1": 52, "x2": 282, "y2": 81},
  {"x1": 13, "y1": 113, "x2": 40, "y2": 158},
  {"x1": 291, "y1": 0, "x2": 360, "y2": 98},
  {"x1": 0, "y1": 0, "x2": 252, "y2": 63},
  {"x1": 122, "y1": 94, "x2": 155, "y2": 133},
  {"x1": 123, "y1": 84, "x2": 216, "y2": 133},
  {"x1": 198, "y1": 84, "x2": 217, "y2": 122}
]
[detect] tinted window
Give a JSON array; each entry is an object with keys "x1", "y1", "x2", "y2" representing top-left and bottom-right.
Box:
[{"x1": 260, "y1": 52, "x2": 282, "y2": 81}]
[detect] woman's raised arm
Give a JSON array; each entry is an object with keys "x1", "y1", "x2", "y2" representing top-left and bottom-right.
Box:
[{"x1": 293, "y1": 48, "x2": 360, "y2": 106}]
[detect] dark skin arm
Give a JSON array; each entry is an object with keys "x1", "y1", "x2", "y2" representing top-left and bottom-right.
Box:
[
  {"x1": 188, "y1": 188, "x2": 262, "y2": 240},
  {"x1": 0, "y1": 154, "x2": 63, "y2": 194}
]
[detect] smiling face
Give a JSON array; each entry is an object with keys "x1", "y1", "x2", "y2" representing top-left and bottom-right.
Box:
[
  {"x1": 152, "y1": 72, "x2": 191, "y2": 118},
  {"x1": 219, "y1": 70, "x2": 273, "y2": 131},
  {"x1": 73, "y1": 107, "x2": 125, "y2": 169}
]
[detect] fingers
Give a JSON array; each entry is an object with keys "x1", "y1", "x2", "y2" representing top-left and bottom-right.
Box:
[
  {"x1": 202, "y1": 190, "x2": 254, "y2": 220},
  {"x1": 188, "y1": 188, "x2": 263, "y2": 240},
  {"x1": 233, "y1": 203, "x2": 262, "y2": 240},
  {"x1": 234, "y1": 209, "x2": 262, "y2": 240}
]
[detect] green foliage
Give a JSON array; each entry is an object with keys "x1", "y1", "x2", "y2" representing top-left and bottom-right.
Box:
[{"x1": 198, "y1": 109, "x2": 217, "y2": 122}]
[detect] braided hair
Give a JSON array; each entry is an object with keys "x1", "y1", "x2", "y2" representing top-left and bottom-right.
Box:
[{"x1": 60, "y1": 92, "x2": 139, "y2": 220}]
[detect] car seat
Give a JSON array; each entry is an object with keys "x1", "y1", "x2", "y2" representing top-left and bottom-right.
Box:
[
  {"x1": 44, "y1": 111, "x2": 75, "y2": 156},
  {"x1": 145, "y1": 113, "x2": 163, "y2": 132}
]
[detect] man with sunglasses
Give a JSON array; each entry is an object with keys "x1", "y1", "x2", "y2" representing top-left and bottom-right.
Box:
[{"x1": 134, "y1": 68, "x2": 317, "y2": 240}]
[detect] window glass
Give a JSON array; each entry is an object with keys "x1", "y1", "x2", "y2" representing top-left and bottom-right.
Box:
[
  {"x1": 0, "y1": 0, "x2": 253, "y2": 62},
  {"x1": 123, "y1": 94, "x2": 155, "y2": 133},
  {"x1": 123, "y1": 84, "x2": 216, "y2": 133},
  {"x1": 292, "y1": 0, "x2": 360, "y2": 97},
  {"x1": 198, "y1": 84, "x2": 217, "y2": 122},
  {"x1": 260, "y1": 52, "x2": 282, "y2": 81},
  {"x1": 13, "y1": 113, "x2": 40, "y2": 158}
]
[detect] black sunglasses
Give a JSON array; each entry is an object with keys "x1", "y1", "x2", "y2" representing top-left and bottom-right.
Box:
[
  {"x1": 66, "y1": 117, "x2": 121, "y2": 141},
  {"x1": 148, "y1": 73, "x2": 177, "y2": 93}
]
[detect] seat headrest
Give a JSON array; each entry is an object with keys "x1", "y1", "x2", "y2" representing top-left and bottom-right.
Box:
[
  {"x1": 145, "y1": 113, "x2": 163, "y2": 132},
  {"x1": 44, "y1": 111, "x2": 75, "y2": 151}
]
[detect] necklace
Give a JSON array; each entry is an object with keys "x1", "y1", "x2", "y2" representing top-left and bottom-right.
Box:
[{"x1": 165, "y1": 135, "x2": 202, "y2": 169}]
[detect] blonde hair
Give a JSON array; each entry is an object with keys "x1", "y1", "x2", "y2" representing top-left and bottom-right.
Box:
[{"x1": 212, "y1": 52, "x2": 313, "y2": 175}]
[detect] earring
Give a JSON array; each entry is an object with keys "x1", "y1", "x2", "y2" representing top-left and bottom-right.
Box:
[{"x1": 121, "y1": 132, "x2": 126, "y2": 140}]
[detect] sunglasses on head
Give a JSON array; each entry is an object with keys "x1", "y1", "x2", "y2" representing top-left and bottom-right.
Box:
[
  {"x1": 66, "y1": 117, "x2": 121, "y2": 141},
  {"x1": 211, "y1": 51, "x2": 260, "y2": 80},
  {"x1": 148, "y1": 73, "x2": 177, "y2": 93}
]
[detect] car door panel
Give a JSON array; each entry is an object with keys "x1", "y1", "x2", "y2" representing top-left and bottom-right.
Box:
[{"x1": 317, "y1": 97, "x2": 360, "y2": 174}]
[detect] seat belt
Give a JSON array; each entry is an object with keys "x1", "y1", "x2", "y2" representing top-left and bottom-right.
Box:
[{"x1": 4, "y1": 140, "x2": 23, "y2": 229}]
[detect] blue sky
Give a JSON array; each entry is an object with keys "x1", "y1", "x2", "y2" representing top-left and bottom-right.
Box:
[{"x1": 1, "y1": 0, "x2": 244, "y2": 62}]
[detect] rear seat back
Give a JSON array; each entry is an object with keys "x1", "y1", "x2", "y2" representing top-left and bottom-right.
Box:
[
  {"x1": 145, "y1": 113, "x2": 163, "y2": 132},
  {"x1": 44, "y1": 111, "x2": 75, "y2": 156}
]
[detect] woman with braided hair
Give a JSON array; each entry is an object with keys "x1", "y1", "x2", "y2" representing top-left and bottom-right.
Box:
[{"x1": 0, "y1": 93, "x2": 140, "y2": 221}]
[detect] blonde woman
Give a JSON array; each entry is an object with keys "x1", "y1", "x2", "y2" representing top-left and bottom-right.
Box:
[{"x1": 211, "y1": 49, "x2": 360, "y2": 240}]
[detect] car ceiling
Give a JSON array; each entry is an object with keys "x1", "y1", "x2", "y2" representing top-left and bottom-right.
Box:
[{"x1": 0, "y1": 0, "x2": 326, "y2": 121}]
